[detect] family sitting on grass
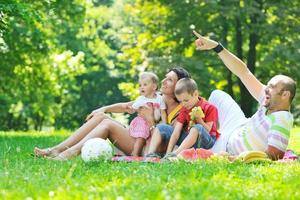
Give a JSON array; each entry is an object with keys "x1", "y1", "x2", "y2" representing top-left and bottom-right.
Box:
[{"x1": 34, "y1": 31, "x2": 296, "y2": 161}]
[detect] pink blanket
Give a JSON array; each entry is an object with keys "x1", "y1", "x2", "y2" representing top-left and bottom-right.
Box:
[{"x1": 111, "y1": 149, "x2": 298, "y2": 163}]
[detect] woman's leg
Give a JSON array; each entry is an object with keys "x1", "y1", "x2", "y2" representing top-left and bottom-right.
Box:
[
  {"x1": 34, "y1": 113, "x2": 109, "y2": 157},
  {"x1": 55, "y1": 119, "x2": 135, "y2": 159},
  {"x1": 147, "y1": 124, "x2": 173, "y2": 154}
]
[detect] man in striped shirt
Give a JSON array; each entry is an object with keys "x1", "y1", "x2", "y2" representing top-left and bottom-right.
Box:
[{"x1": 193, "y1": 31, "x2": 296, "y2": 160}]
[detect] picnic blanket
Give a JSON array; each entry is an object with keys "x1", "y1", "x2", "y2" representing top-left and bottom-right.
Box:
[
  {"x1": 112, "y1": 155, "x2": 160, "y2": 163},
  {"x1": 111, "y1": 149, "x2": 299, "y2": 163}
]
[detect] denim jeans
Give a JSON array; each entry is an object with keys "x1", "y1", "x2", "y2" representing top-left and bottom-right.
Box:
[{"x1": 157, "y1": 123, "x2": 216, "y2": 149}]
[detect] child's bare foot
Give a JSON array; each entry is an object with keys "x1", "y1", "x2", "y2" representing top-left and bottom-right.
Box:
[{"x1": 33, "y1": 147, "x2": 59, "y2": 157}]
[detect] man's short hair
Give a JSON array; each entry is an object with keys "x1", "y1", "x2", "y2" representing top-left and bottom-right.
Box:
[
  {"x1": 277, "y1": 75, "x2": 297, "y2": 103},
  {"x1": 175, "y1": 78, "x2": 198, "y2": 96}
]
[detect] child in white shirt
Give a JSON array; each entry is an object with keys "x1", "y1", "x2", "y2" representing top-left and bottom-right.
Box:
[{"x1": 129, "y1": 72, "x2": 167, "y2": 156}]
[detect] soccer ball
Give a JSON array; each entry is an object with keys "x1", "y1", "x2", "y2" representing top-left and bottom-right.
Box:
[{"x1": 81, "y1": 138, "x2": 113, "y2": 162}]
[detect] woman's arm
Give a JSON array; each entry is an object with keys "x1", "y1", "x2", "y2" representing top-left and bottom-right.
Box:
[
  {"x1": 86, "y1": 102, "x2": 134, "y2": 121},
  {"x1": 101, "y1": 102, "x2": 134, "y2": 113},
  {"x1": 160, "y1": 109, "x2": 167, "y2": 124},
  {"x1": 166, "y1": 123, "x2": 183, "y2": 153}
]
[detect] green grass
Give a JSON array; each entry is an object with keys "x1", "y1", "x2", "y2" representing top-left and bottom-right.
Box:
[{"x1": 1, "y1": 128, "x2": 300, "y2": 200}]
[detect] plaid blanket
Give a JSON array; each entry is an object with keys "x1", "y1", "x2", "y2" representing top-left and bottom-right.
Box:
[
  {"x1": 112, "y1": 156, "x2": 161, "y2": 163},
  {"x1": 111, "y1": 149, "x2": 298, "y2": 163}
]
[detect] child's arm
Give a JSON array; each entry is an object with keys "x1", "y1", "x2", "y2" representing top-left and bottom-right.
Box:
[
  {"x1": 166, "y1": 122, "x2": 183, "y2": 153},
  {"x1": 195, "y1": 117, "x2": 213, "y2": 132},
  {"x1": 159, "y1": 95, "x2": 167, "y2": 123},
  {"x1": 160, "y1": 109, "x2": 167, "y2": 124},
  {"x1": 195, "y1": 105, "x2": 218, "y2": 133}
]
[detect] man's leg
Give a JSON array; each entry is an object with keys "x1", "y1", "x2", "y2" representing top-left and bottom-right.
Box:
[
  {"x1": 208, "y1": 90, "x2": 246, "y2": 132},
  {"x1": 208, "y1": 90, "x2": 246, "y2": 153}
]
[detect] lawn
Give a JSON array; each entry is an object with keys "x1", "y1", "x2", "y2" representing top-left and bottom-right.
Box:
[{"x1": 1, "y1": 128, "x2": 300, "y2": 200}]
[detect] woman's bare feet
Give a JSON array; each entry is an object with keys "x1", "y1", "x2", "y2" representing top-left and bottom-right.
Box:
[
  {"x1": 33, "y1": 147, "x2": 59, "y2": 157},
  {"x1": 48, "y1": 154, "x2": 68, "y2": 161},
  {"x1": 49, "y1": 148, "x2": 80, "y2": 160}
]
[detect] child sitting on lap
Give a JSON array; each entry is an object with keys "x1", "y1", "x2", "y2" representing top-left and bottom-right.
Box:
[
  {"x1": 129, "y1": 72, "x2": 167, "y2": 156},
  {"x1": 165, "y1": 78, "x2": 219, "y2": 157}
]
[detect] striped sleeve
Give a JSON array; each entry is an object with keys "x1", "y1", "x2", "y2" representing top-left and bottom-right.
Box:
[{"x1": 267, "y1": 113, "x2": 293, "y2": 152}]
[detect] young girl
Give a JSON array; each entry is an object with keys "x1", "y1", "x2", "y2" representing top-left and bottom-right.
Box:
[{"x1": 129, "y1": 72, "x2": 167, "y2": 156}]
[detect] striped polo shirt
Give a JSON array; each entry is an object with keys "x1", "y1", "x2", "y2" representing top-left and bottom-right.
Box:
[{"x1": 227, "y1": 106, "x2": 293, "y2": 155}]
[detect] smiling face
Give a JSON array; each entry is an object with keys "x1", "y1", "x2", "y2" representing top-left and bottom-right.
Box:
[
  {"x1": 175, "y1": 91, "x2": 199, "y2": 110},
  {"x1": 263, "y1": 76, "x2": 287, "y2": 110},
  {"x1": 160, "y1": 71, "x2": 179, "y2": 95}
]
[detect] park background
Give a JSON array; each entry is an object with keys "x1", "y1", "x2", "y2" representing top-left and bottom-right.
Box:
[
  {"x1": 1, "y1": 0, "x2": 299, "y2": 132},
  {"x1": 1, "y1": 1, "x2": 300, "y2": 200}
]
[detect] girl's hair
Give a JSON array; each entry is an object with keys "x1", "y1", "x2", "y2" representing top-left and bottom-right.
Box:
[{"x1": 139, "y1": 72, "x2": 159, "y2": 89}]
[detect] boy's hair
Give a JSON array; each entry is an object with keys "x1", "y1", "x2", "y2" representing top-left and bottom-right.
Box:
[
  {"x1": 139, "y1": 72, "x2": 159, "y2": 89},
  {"x1": 175, "y1": 78, "x2": 198, "y2": 96}
]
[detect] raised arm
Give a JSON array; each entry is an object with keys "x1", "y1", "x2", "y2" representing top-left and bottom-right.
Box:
[{"x1": 193, "y1": 31, "x2": 265, "y2": 102}]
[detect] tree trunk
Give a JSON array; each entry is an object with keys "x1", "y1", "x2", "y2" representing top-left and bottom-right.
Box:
[
  {"x1": 223, "y1": 21, "x2": 234, "y2": 98},
  {"x1": 220, "y1": 1, "x2": 234, "y2": 98},
  {"x1": 235, "y1": 16, "x2": 243, "y2": 103},
  {"x1": 239, "y1": 33, "x2": 257, "y2": 117},
  {"x1": 34, "y1": 114, "x2": 43, "y2": 131},
  {"x1": 239, "y1": 0, "x2": 261, "y2": 117}
]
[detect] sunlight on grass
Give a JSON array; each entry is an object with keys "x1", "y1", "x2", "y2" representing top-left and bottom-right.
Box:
[
  {"x1": 0, "y1": 128, "x2": 299, "y2": 200},
  {"x1": 288, "y1": 127, "x2": 300, "y2": 153},
  {"x1": 0, "y1": 130, "x2": 71, "y2": 137}
]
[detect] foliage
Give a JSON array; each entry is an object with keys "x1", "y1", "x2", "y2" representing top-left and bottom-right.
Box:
[
  {"x1": 0, "y1": 128, "x2": 299, "y2": 199},
  {"x1": 120, "y1": 0, "x2": 300, "y2": 116},
  {"x1": 0, "y1": 0, "x2": 299, "y2": 130},
  {"x1": 0, "y1": 0, "x2": 128, "y2": 130}
]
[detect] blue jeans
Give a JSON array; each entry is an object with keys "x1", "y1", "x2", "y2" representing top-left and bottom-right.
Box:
[{"x1": 157, "y1": 123, "x2": 216, "y2": 149}]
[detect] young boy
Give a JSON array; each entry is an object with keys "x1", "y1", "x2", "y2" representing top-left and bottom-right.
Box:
[{"x1": 165, "y1": 78, "x2": 220, "y2": 156}]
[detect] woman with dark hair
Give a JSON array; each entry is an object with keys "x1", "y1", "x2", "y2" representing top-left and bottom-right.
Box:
[{"x1": 33, "y1": 67, "x2": 190, "y2": 160}]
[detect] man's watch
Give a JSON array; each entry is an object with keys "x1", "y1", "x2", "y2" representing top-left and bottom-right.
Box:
[{"x1": 213, "y1": 43, "x2": 224, "y2": 53}]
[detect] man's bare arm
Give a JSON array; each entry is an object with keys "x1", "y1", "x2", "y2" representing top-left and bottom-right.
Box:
[
  {"x1": 193, "y1": 30, "x2": 265, "y2": 102},
  {"x1": 265, "y1": 145, "x2": 285, "y2": 160}
]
